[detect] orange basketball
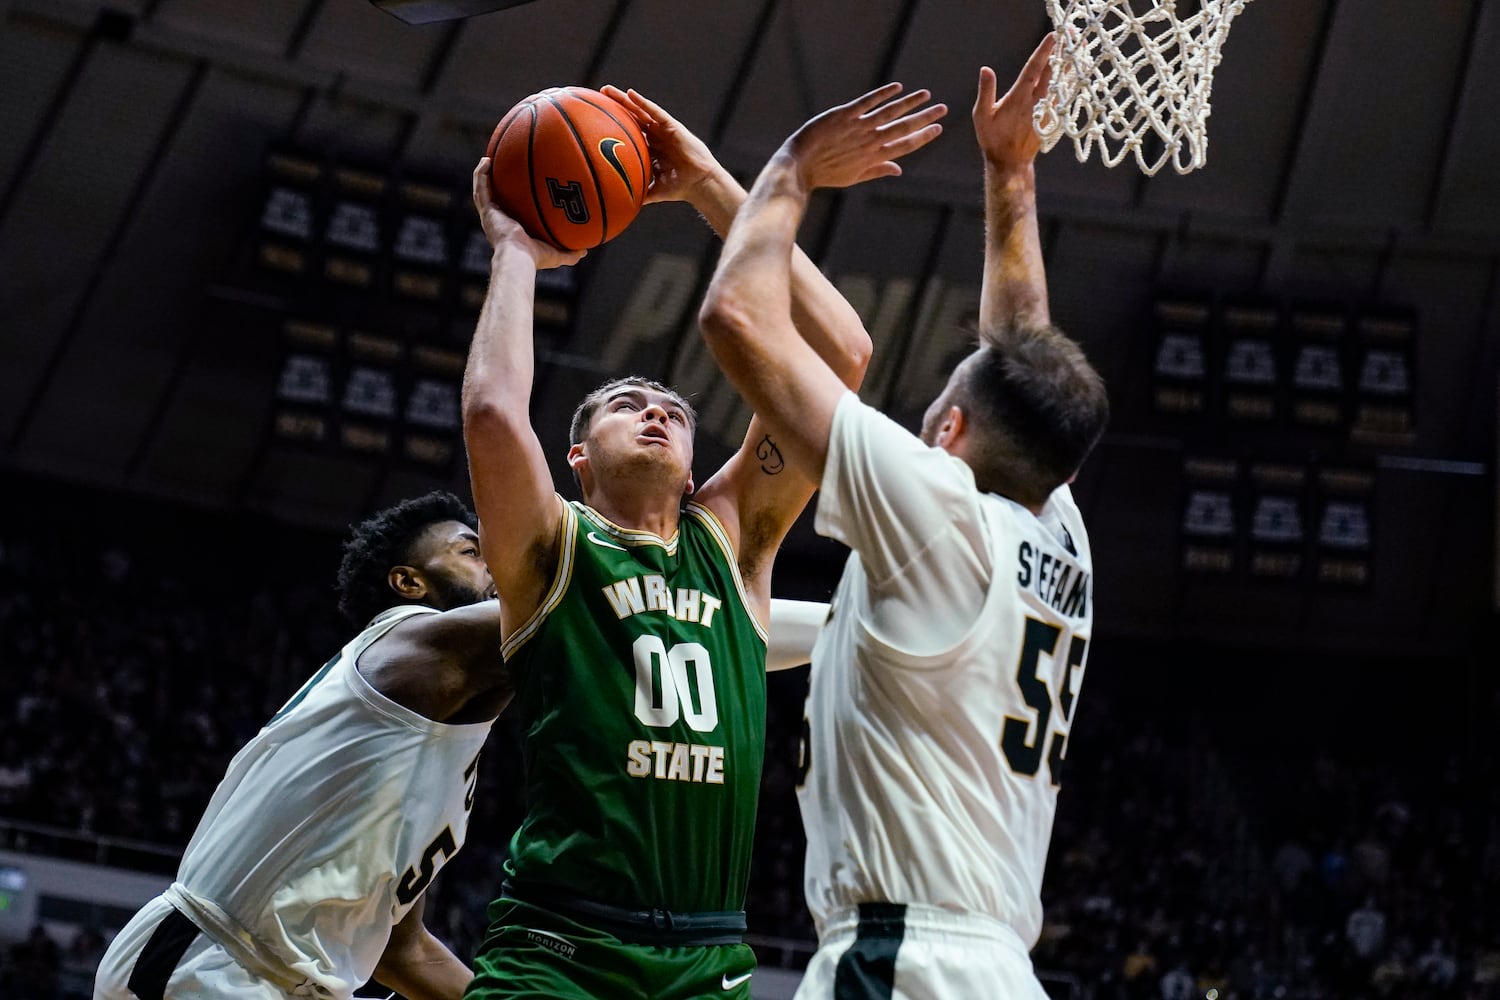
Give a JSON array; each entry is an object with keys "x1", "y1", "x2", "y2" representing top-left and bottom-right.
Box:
[{"x1": 486, "y1": 87, "x2": 651, "y2": 252}]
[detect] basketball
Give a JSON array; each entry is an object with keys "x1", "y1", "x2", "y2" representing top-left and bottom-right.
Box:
[{"x1": 485, "y1": 87, "x2": 651, "y2": 251}]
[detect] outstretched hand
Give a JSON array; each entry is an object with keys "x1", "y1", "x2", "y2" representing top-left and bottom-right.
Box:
[
  {"x1": 973, "y1": 33, "x2": 1056, "y2": 169},
  {"x1": 471, "y1": 157, "x2": 586, "y2": 269},
  {"x1": 783, "y1": 83, "x2": 947, "y2": 192},
  {"x1": 601, "y1": 85, "x2": 722, "y2": 207}
]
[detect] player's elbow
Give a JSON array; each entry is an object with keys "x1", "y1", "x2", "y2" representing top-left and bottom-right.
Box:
[
  {"x1": 461, "y1": 392, "x2": 525, "y2": 441},
  {"x1": 698, "y1": 283, "x2": 757, "y2": 346},
  {"x1": 838, "y1": 321, "x2": 873, "y2": 385},
  {"x1": 698, "y1": 297, "x2": 760, "y2": 381}
]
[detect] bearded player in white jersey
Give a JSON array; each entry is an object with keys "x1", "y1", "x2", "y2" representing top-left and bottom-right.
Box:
[
  {"x1": 94, "y1": 492, "x2": 507, "y2": 1000},
  {"x1": 700, "y1": 35, "x2": 1109, "y2": 999}
]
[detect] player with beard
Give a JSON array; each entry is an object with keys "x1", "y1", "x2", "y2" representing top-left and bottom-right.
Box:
[
  {"x1": 95, "y1": 491, "x2": 508, "y2": 1000},
  {"x1": 699, "y1": 38, "x2": 1110, "y2": 999}
]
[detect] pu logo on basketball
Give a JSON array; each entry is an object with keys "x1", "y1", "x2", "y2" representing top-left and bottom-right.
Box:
[
  {"x1": 545, "y1": 177, "x2": 589, "y2": 224},
  {"x1": 597, "y1": 138, "x2": 635, "y2": 199}
]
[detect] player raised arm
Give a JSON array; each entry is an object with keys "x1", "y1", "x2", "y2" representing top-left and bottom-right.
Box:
[
  {"x1": 462, "y1": 159, "x2": 585, "y2": 634},
  {"x1": 698, "y1": 84, "x2": 946, "y2": 484},
  {"x1": 604, "y1": 86, "x2": 872, "y2": 387},
  {"x1": 602, "y1": 86, "x2": 878, "y2": 603},
  {"x1": 973, "y1": 34, "x2": 1056, "y2": 331}
]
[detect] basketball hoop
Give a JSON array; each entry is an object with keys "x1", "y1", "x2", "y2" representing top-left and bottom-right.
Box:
[{"x1": 1034, "y1": 0, "x2": 1255, "y2": 176}]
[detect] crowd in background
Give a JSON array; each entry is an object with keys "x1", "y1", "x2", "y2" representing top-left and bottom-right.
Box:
[
  {"x1": 1, "y1": 485, "x2": 1496, "y2": 999},
  {"x1": 1029, "y1": 720, "x2": 1499, "y2": 1000}
]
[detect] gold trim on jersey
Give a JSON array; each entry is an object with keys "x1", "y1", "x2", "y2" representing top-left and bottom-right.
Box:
[
  {"x1": 501, "y1": 499, "x2": 579, "y2": 660},
  {"x1": 684, "y1": 501, "x2": 768, "y2": 646},
  {"x1": 575, "y1": 502, "x2": 681, "y2": 552}
]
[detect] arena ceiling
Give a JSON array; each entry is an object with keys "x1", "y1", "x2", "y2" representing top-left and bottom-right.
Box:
[{"x1": 1, "y1": 0, "x2": 1497, "y2": 653}]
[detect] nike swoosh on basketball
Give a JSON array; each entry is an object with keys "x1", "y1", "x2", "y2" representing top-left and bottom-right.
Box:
[
  {"x1": 722, "y1": 971, "x2": 752, "y2": 990},
  {"x1": 587, "y1": 531, "x2": 626, "y2": 551},
  {"x1": 597, "y1": 137, "x2": 635, "y2": 198}
]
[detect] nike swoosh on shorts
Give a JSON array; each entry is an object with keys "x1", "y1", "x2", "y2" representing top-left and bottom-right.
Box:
[{"x1": 722, "y1": 971, "x2": 752, "y2": 990}]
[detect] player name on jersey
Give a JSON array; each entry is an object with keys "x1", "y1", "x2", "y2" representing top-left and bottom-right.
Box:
[
  {"x1": 601, "y1": 575, "x2": 725, "y2": 627},
  {"x1": 1017, "y1": 541, "x2": 1091, "y2": 618}
]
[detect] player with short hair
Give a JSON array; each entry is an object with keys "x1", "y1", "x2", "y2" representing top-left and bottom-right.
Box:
[
  {"x1": 94, "y1": 491, "x2": 508, "y2": 1000},
  {"x1": 457, "y1": 88, "x2": 935, "y2": 1000},
  {"x1": 698, "y1": 36, "x2": 1109, "y2": 999}
]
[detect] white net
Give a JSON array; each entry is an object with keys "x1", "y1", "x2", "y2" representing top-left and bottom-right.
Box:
[{"x1": 1034, "y1": 0, "x2": 1254, "y2": 176}]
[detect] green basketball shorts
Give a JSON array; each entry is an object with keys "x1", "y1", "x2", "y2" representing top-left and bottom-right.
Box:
[{"x1": 464, "y1": 896, "x2": 757, "y2": 1000}]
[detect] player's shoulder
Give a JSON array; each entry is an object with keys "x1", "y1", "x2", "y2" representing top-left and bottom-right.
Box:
[
  {"x1": 1047, "y1": 483, "x2": 1082, "y2": 518},
  {"x1": 351, "y1": 603, "x2": 429, "y2": 640},
  {"x1": 364, "y1": 604, "x2": 442, "y2": 630},
  {"x1": 978, "y1": 486, "x2": 1088, "y2": 558},
  {"x1": 1044, "y1": 485, "x2": 1091, "y2": 560},
  {"x1": 682, "y1": 499, "x2": 732, "y2": 541},
  {"x1": 836, "y1": 396, "x2": 976, "y2": 493},
  {"x1": 362, "y1": 602, "x2": 503, "y2": 666},
  {"x1": 831, "y1": 391, "x2": 915, "y2": 448}
]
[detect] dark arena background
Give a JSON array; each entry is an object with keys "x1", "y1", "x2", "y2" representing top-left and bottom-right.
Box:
[{"x1": 2, "y1": 1, "x2": 1498, "y2": 998}]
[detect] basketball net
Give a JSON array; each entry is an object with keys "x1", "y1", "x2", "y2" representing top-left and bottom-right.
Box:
[{"x1": 1034, "y1": 0, "x2": 1254, "y2": 176}]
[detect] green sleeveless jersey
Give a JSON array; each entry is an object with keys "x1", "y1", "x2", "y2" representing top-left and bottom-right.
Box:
[{"x1": 503, "y1": 499, "x2": 768, "y2": 912}]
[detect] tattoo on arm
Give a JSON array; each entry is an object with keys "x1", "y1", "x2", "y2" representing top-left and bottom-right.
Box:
[{"x1": 756, "y1": 434, "x2": 785, "y2": 475}]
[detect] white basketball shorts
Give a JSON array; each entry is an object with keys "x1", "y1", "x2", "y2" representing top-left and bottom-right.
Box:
[
  {"x1": 93, "y1": 894, "x2": 297, "y2": 1000},
  {"x1": 793, "y1": 902, "x2": 1049, "y2": 1000}
]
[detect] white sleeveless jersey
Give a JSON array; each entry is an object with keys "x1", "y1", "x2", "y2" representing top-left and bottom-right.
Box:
[
  {"x1": 801, "y1": 394, "x2": 1093, "y2": 949},
  {"x1": 170, "y1": 605, "x2": 493, "y2": 997}
]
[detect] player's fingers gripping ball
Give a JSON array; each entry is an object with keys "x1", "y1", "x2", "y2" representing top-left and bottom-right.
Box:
[{"x1": 486, "y1": 86, "x2": 652, "y2": 251}]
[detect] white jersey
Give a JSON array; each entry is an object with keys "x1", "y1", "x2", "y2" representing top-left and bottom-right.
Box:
[
  {"x1": 168, "y1": 605, "x2": 493, "y2": 997},
  {"x1": 800, "y1": 393, "x2": 1093, "y2": 949}
]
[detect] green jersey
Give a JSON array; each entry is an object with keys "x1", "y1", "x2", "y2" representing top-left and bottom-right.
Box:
[{"x1": 502, "y1": 499, "x2": 768, "y2": 913}]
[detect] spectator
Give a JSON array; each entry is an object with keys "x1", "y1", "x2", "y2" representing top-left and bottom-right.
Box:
[
  {"x1": 1272, "y1": 836, "x2": 1314, "y2": 892},
  {"x1": 1413, "y1": 936, "x2": 1457, "y2": 989},
  {"x1": 1346, "y1": 895, "x2": 1387, "y2": 960},
  {"x1": 1123, "y1": 939, "x2": 1159, "y2": 995},
  {"x1": 1351, "y1": 830, "x2": 1391, "y2": 890},
  {"x1": 1369, "y1": 934, "x2": 1411, "y2": 997},
  {"x1": 0, "y1": 737, "x2": 32, "y2": 809},
  {"x1": 1159, "y1": 958, "x2": 1195, "y2": 1000},
  {"x1": 10, "y1": 924, "x2": 61, "y2": 1000},
  {"x1": 58, "y1": 925, "x2": 106, "y2": 997}
]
